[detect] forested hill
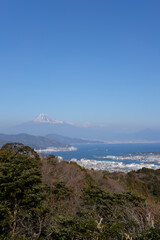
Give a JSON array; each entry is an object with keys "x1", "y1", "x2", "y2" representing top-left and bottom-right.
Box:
[
  {"x1": 1, "y1": 143, "x2": 160, "y2": 239},
  {"x1": 0, "y1": 133, "x2": 69, "y2": 149}
]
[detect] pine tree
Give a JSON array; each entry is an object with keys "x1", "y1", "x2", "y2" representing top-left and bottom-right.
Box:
[{"x1": 0, "y1": 146, "x2": 46, "y2": 239}]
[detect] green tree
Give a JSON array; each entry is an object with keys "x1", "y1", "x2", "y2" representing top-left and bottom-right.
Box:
[{"x1": 0, "y1": 147, "x2": 46, "y2": 239}]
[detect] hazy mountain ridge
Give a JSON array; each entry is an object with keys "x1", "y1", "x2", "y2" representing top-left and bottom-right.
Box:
[
  {"x1": 46, "y1": 133, "x2": 103, "y2": 144},
  {"x1": 0, "y1": 133, "x2": 70, "y2": 149}
]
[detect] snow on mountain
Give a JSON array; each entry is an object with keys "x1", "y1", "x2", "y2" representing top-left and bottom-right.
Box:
[
  {"x1": 3, "y1": 113, "x2": 160, "y2": 142},
  {"x1": 2, "y1": 114, "x2": 78, "y2": 136},
  {"x1": 33, "y1": 113, "x2": 63, "y2": 124}
]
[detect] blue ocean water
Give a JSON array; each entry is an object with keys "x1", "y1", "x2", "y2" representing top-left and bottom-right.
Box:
[
  {"x1": 53, "y1": 143, "x2": 160, "y2": 165},
  {"x1": 44, "y1": 143, "x2": 160, "y2": 172}
]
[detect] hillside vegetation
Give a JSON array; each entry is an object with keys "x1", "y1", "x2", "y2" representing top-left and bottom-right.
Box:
[{"x1": 1, "y1": 143, "x2": 160, "y2": 239}]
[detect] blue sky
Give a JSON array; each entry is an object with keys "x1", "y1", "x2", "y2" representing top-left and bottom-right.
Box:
[{"x1": 0, "y1": 0, "x2": 160, "y2": 129}]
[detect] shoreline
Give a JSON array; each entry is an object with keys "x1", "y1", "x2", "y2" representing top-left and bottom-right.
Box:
[{"x1": 35, "y1": 146, "x2": 77, "y2": 153}]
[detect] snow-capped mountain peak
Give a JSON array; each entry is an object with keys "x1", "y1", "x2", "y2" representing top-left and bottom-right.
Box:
[{"x1": 33, "y1": 113, "x2": 63, "y2": 124}]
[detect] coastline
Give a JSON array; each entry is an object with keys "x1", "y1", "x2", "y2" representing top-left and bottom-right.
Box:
[{"x1": 35, "y1": 146, "x2": 77, "y2": 153}]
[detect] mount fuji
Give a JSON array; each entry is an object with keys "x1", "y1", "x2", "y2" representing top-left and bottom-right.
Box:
[
  {"x1": 33, "y1": 113, "x2": 64, "y2": 124},
  {"x1": 2, "y1": 114, "x2": 160, "y2": 142},
  {"x1": 2, "y1": 114, "x2": 86, "y2": 137}
]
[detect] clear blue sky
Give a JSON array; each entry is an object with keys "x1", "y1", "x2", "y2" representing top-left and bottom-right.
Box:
[{"x1": 0, "y1": 0, "x2": 160, "y2": 129}]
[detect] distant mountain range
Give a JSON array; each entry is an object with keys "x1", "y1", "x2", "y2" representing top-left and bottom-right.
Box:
[
  {"x1": 0, "y1": 133, "x2": 103, "y2": 150},
  {"x1": 0, "y1": 133, "x2": 69, "y2": 149},
  {"x1": 46, "y1": 134, "x2": 103, "y2": 144},
  {"x1": 2, "y1": 113, "x2": 160, "y2": 142},
  {"x1": 125, "y1": 129, "x2": 160, "y2": 142}
]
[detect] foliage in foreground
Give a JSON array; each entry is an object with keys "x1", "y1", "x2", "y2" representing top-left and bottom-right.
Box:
[
  {"x1": 1, "y1": 143, "x2": 160, "y2": 239},
  {"x1": 0, "y1": 144, "x2": 47, "y2": 239}
]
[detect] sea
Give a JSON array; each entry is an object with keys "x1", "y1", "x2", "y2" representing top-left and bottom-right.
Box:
[{"x1": 46, "y1": 143, "x2": 160, "y2": 172}]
